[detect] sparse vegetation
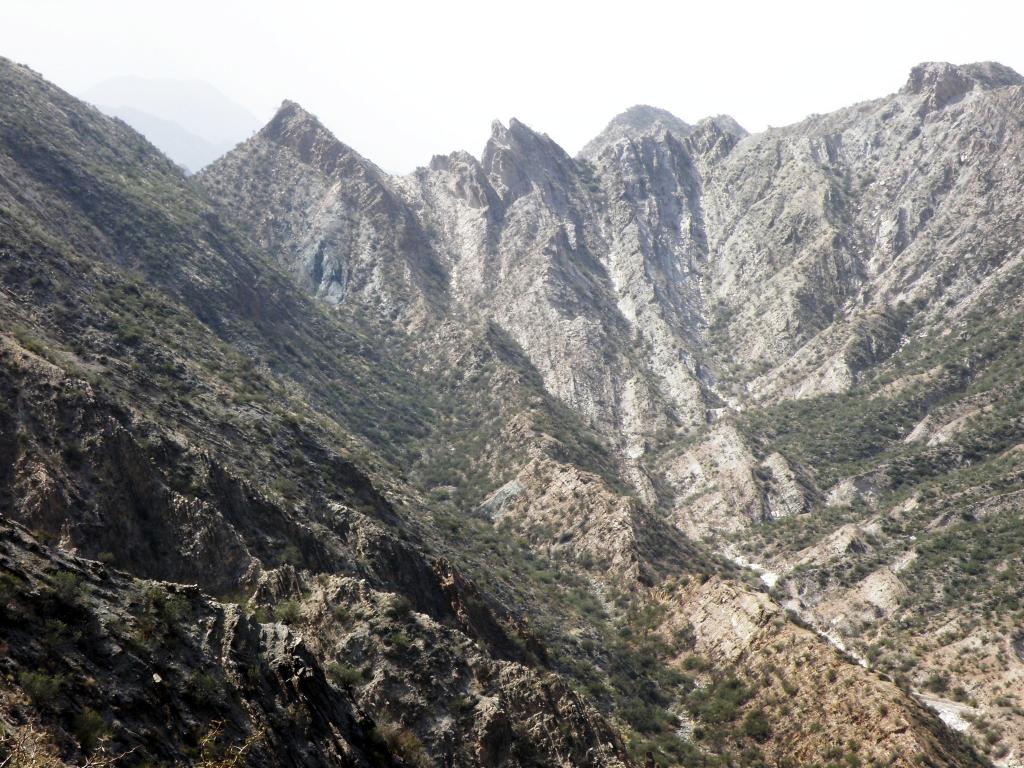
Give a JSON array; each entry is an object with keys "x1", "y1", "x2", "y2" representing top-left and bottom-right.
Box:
[
  {"x1": 374, "y1": 722, "x2": 431, "y2": 768},
  {"x1": 18, "y1": 671, "x2": 64, "y2": 712},
  {"x1": 273, "y1": 600, "x2": 302, "y2": 625},
  {"x1": 72, "y1": 707, "x2": 108, "y2": 752},
  {"x1": 327, "y1": 662, "x2": 366, "y2": 688}
]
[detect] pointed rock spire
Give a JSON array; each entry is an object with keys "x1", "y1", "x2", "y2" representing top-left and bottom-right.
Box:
[
  {"x1": 261, "y1": 100, "x2": 329, "y2": 143},
  {"x1": 258, "y1": 99, "x2": 380, "y2": 179},
  {"x1": 481, "y1": 117, "x2": 575, "y2": 206}
]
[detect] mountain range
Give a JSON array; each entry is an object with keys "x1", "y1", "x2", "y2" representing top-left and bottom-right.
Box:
[{"x1": 1, "y1": 54, "x2": 1023, "y2": 767}]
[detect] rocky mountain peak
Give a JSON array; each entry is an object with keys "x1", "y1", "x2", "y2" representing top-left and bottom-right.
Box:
[
  {"x1": 694, "y1": 114, "x2": 746, "y2": 139},
  {"x1": 488, "y1": 117, "x2": 509, "y2": 142},
  {"x1": 258, "y1": 99, "x2": 376, "y2": 178},
  {"x1": 902, "y1": 61, "x2": 1024, "y2": 115},
  {"x1": 580, "y1": 104, "x2": 692, "y2": 159},
  {"x1": 261, "y1": 99, "x2": 325, "y2": 141},
  {"x1": 620, "y1": 104, "x2": 691, "y2": 131},
  {"x1": 427, "y1": 148, "x2": 479, "y2": 173},
  {"x1": 957, "y1": 60, "x2": 1024, "y2": 88},
  {"x1": 684, "y1": 114, "x2": 747, "y2": 162},
  {"x1": 485, "y1": 117, "x2": 560, "y2": 152},
  {"x1": 904, "y1": 61, "x2": 1023, "y2": 93},
  {"x1": 481, "y1": 117, "x2": 575, "y2": 205}
]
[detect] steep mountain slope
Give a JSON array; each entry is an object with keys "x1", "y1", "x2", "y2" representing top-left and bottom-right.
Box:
[
  {"x1": 0, "y1": 58, "x2": 641, "y2": 767},
  {"x1": 700, "y1": 62, "x2": 1024, "y2": 399},
  {"x1": 202, "y1": 108, "x2": 715, "y2": 456},
  {"x1": 0, "y1": 52, "x2": 1016, "y2": 768},
  {"x1": 201, "y1": 61, "x2": 1024, "y2": 445},
  {"x1": 200, "y1": 101, "x2": 445, "y2": 319}
]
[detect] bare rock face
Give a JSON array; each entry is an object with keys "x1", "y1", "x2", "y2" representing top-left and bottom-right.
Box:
[
  {"x1": 658, "y1": 424, "x2": 812, "y2": 537},
  {"x1": 683, "y1": 577, "x2": 780, "y2": 662},
  {"x1": 903, "y1": 61, "x2": 1023, "y2": 115},
  {"x1": 700, "y1": 61, "x2": 1024, "y2": 405},
  {"x1": 200, "y1": 101, "x2": 445, "y2": 320},
  {"x1": 478, "y1": 450, "x2": 708, "y2": 585},
  {"x1": 579, "y1": 104, "x2": 695, "y2": 160},
  {"x1": 0, "y1": 518, "x2": 394, "y2": 767},
  {"x1": 418, "y1": 117, "x2": 680, "y2": 446},
  {"x1": 760, "y1": 452, "x2": 808, "y2": 520}
]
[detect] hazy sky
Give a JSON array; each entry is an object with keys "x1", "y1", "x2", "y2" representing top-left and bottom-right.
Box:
[{"x1": 3, "y1": 0, "x2": 1024, "y2": 173}]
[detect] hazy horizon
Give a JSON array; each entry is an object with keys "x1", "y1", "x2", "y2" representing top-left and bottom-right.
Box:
[{"x1": 5, "y1": 0, "x2": 1024, "y2": 173}]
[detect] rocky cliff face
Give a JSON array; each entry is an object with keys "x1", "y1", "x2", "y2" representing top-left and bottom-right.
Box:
[
  {"x1": 700, "y1": 62, "x2": 1024, "y2": 400},
  {"x1": 204, "y1": 60, "x2": 1024, "y2": 437},
  {"x1": 3, "y1": 52, "x2": 1022, "y2": 767}
]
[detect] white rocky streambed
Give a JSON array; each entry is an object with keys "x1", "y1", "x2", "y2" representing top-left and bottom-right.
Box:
[
  {"x1": 914, "y1": 694, "x2": 974, "y2": 733},
  {"x1": 723, "y1": 550, "x2": 780, "y2": 589},
  {"x1": 722, "y1": 552, "x2": 982, "y2": 737}
]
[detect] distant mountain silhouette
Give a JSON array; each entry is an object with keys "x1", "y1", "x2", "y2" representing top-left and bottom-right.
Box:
[{"x1": 82, "y1": 76, "x2": 261, "y2": 171}]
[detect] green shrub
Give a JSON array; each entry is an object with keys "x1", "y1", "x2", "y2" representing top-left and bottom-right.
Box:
[
  {"x1": 327, "y1": 662, "x2": 366, "y2": 688},
  {"x1": 331, "y1": 605, "x2": 350, "y2": 624},
  {"x1": 374, "y1": 722, "x2": 430, "y2": 768},
  {"x1": 621, "y1": 698, "x2": 676, "y2": 735},
  {"x1": 49, "y1": 571, "x2": 82, "y2": 604},
  {"x1": 681, "y1": 655, "x2": 710, "y2": 672},
  {"x1": 18, "y1": 670, "x2": 64, "y2": 711},
  {"x1": 686, "y1": 676, "x2": 751, "y2": 724},
  {"x1": 143, "y1": 586, "x2": 191, "y2": 622},
  {"x1": 42, "y1": 618, "x2": 79, "y2": 651},
  {"x1": 188, "y1": 671, "x2": 220, "y2": 705},
  {"x1": 925, "y1": 671, "x2": 949, "y2": 694},
  {"x1": 0, "y1": 573, "x2": 23, "y2": 613},
  {"x1": 387, "y1": 630, "x2": 411, "y2": 651},
  {"x1": 280, "y1": 545, "x2": 302, "y2": 566},
  {"x1": 743, "y1": 708, "x2": 772, "y2": 742},
  {"x1": 251, "y1": 605, "x2": 272, "y2": 623},
  {"x1": 385, "y1": 595, "x2": 412, "y2": 620},
  {"x1": 73, "y1": 707, "x2": 107, "y2": 751},
  {"x1": 273, "y1": 600, "x2": 302, "y2": 625}
]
